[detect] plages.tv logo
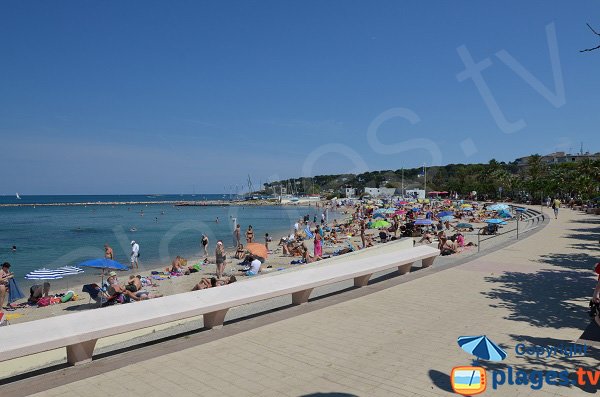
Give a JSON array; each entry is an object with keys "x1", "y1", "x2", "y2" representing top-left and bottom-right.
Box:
[{"x1": 451, "y1": 335, "x2": 507, "y2": 396}]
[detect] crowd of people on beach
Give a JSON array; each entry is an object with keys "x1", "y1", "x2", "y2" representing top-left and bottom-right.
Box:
[{"x1": 5, "y1": 196, "x2": 599, "y2": 330}]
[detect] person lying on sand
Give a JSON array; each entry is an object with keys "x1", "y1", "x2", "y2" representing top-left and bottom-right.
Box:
[
  {"x1": 108, "y1": 274, "x2": 162, "y2": 301},
  {"x1": 192, "y1": 275, "x2": 237, "y2": 291}
]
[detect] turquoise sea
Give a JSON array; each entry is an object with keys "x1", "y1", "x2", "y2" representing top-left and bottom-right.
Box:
[{"x1": 0, "y1": 195, "x2": 326, "y2": 290}]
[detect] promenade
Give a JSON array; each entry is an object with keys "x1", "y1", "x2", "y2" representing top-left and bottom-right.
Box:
[{"x1": 4, "y1": 207, "x2": 599, "y2": 397}]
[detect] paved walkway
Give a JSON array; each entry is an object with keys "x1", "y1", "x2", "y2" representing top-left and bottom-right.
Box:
[{"x1": 6, "y1": 208, "x2": 600, "y2": 396}]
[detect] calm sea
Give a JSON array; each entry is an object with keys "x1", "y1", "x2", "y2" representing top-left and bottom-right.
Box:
[{"x1": 0, "y1": 195, "x2": 326, "y2": 290}]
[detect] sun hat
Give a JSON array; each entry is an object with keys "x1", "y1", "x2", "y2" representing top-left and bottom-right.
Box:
[
  {"x1": 109, "y1": 271, "x2": 117, "y2": 277},
  {"x1": 131, "y1": 240, "x2": 135, "y2": 245}
]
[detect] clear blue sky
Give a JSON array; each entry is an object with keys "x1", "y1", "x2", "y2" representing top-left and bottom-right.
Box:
[{"x1": 1, "y1": 1, "x2": 599, "y2": 194}]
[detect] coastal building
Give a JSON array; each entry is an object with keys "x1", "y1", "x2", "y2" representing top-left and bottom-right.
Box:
[
  {"x1": 364, "y1": 187, "x2": 396, "y2": 197},
  {"x1": 515, "y1": 151, "x2": 600, "y2": 167},
  {"x1": 343, "y1": 187, "x2": 357, "y2": 198}
]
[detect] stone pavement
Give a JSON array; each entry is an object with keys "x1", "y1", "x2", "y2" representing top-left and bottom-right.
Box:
[{"x1": 6, "y1": 208, "x2": 600, "y2": 397}]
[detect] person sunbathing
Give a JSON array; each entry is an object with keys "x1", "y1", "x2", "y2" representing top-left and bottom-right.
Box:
[
  {"x1": 166, "y1": 256, "x2": 185, "y2": 274},
  {"x1": 283, "y1": 241, "x2": 303, "y2": 256},
  {"x1": 192, "y1": 276, "x2": 236, "y2": 291},
  {"x1": 234, "y1": 244, "x2": 245, "y2": 259},
  {"x1": 28, "y1": 282, "x2": 50, "y2": 305},
  {"x1": 440, "y1": 236, "x2": 458, "y2": 256},
  {"x1": 329, "y1": 230, "x2": 341, "y2": 244},
  {"x1": 301, "y1": 245, "x2": 322, "y2": 263},
  {"x1": 418, "y1": 231, "x2": 434, "y2": 245}
]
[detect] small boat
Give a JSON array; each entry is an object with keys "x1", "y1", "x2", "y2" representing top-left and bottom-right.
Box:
[
  {"x1": 16, "y1": 193, "x2": 21, "y2": 199},
  {"x1": 130, "y1": 227, "x2": 137, "y2": 232}
]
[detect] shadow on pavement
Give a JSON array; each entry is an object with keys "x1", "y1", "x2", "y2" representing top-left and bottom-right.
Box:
[
  {"x1": 506, "y1": 333, "x2": 600, "y2": 394},
  {"x1": 536, "y1": 252, "x2": 598, "y2": 272},
  {"x1": 579, "y1": 321, "x2": 600, "y2": 346},
  {"x1": 428, "y1": 370, "x2": 453, "y2": 393},
  {"x1": 484, "y1": 267, "x2": 595, "y2": 329},
  {"x1": 299, "y1": 393, "x2": 358, "y2": 397}
]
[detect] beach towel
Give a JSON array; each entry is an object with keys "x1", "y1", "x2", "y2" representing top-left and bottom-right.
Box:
[
  {"x1": 5, "y1": 313, "x2": 23, "y2": 321},
  {"x1": 8, "y1": 278, "x2": 25, "y2": 303}
]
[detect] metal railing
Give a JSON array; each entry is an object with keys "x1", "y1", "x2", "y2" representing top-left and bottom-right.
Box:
[{"x1": 475, "y1": 206, "x2": 545, "y2": 252}]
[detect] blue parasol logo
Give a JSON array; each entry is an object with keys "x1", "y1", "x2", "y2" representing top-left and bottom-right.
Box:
[{"x1": 457, "y1": 335, "x2": 507, "y2": 362}]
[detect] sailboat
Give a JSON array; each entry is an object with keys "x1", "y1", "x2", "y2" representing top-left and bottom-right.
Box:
[{"x1": 16, "y1": 193, "x2": 21, "y2": 200}]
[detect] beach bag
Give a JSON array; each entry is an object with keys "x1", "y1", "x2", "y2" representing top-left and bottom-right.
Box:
[{"x1": 37, "y1": 297, "x2": 51, "y2": 307}]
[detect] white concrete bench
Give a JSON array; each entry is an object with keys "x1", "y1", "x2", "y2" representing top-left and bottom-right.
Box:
[{"x1": 0, "y1": 245, "x2": 439, "y2": 366}]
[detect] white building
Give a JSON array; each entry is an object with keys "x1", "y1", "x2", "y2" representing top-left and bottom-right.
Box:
[
  {"x1": 344, "y1": 187, "x2": 357, "y2": 198},
  {"x1": 364, "y1": 187, "x2": 396, "y2": 197}
]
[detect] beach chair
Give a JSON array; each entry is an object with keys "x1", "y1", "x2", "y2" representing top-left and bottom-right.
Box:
[{"x1": 82, "y1": 284, "x2": 118, "y2": 307}]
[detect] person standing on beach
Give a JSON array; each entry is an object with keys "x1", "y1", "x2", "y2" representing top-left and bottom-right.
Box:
[
  {"x1": 201, "y1": 233, "x2": 209, "y2": 258},
  {"x1": 0, "y1": 262, "x2": 13, "y2": 309},
  {"x1": 104, "y1": 243, "x2": 114, "y2": 260},
  {"x1": 246, "y1": 225, "x2": 254, "y2": 243},
  {"x1": 130, "y1": 240, "x2": 140, "y2": 269},
  {"x1": 234, "y1": 224, "x2": 241, "y2": 247},
  {"x1": 215, "y1": 241, "x2": 226, "y2": 279},
  {"x1": 360, "y1": 221, "x2": 366, "y2": 249},
  {"x1": 314, "y1": 230, "x2": 323, "y2": 259}
]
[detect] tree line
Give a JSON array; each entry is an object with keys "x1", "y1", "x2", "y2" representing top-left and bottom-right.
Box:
[{"x1": 262, "y1": 155, "x2": 599, "y2": 203}]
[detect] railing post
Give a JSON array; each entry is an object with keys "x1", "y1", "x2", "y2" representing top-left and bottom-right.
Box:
[{"x1": 516, "y1": 216, "x2": 519, "y2": 239}]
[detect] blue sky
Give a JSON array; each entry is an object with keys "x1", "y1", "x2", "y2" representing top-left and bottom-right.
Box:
[{"x1": 1, "y1": 1, "x2": 599, "y2": 194}]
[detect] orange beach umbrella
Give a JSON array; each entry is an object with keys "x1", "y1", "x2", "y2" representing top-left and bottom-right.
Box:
[{"x1": 245, "y1": 243, "x2": 268, "y2": 260}]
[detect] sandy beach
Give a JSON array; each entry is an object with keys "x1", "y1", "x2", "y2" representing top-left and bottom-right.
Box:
[{"x1": 2, "y1": 200, "x2": 495, "y2": 327}]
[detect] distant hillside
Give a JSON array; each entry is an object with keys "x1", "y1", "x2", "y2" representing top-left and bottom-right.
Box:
[{"x1": 261, "y1": 155, "x2": 600, "y2": 202}]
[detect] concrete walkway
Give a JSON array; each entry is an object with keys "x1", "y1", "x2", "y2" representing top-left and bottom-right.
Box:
[{"x1": 5, "y1": 208, "x2": 600, "y2": 396}]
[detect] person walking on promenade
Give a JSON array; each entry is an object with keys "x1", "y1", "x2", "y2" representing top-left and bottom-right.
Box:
[
  {"x1": 552, "y1": 198, "x2": 561, "y2": 219},
  {"x1": 215, "y1": 241, "x2": 226, "y2": 279},
  {"x1": 201, "y1": 233, "x2": 209, "y2": 258},
  {"x1": 130, "y1": 240, "x2": 140, "y2": 269},
  {"x1": 246, "y1": 225, "x2": 254, "y2": 243}
]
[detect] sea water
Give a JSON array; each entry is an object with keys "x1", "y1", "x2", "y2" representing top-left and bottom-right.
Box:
[{"x1": 0, "y1": 195, "x2": 325, "y2": 290}]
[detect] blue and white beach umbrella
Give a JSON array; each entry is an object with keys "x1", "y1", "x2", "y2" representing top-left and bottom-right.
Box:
[
  {"x1": 457, "y1": 335, "x2": 507, "y2": 361},
  {"x1": 485, "y1": 219, "x2": 507, "y2": 225},
  {"x1": 24, "y1": 268, "x2": 66, "y2": 280},
  {"x1": 56, "y1": 266, "x2": 84, "y2": 275}
]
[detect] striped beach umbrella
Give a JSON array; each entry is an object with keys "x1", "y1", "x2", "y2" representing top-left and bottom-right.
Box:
[
  {"x1": 56, "y1": 266, "x2": 84, "y2": 275},
  {"x1": 24, "y1": 268, "x2": 65, "y2": 280}
]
